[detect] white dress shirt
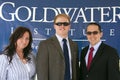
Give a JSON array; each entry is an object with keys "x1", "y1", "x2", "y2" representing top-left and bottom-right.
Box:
[
  {"x1": 55, "y1": 34, "x2": 72, "y2": 79},
  {"x1": 85, "y1": 41, "x2": 102, "y2": 65}
]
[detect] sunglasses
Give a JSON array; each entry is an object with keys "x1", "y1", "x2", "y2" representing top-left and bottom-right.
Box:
[
  {"x1": 55, "y1": 22, "x2": 70, "y2": 26},
  {"x1": 86, "y1": 31, "x2": 99, "y2": 35}
]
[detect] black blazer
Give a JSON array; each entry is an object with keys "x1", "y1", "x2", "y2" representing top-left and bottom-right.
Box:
[{"x1": 79, "y1": 42, "x2": 120, "y2": 80}]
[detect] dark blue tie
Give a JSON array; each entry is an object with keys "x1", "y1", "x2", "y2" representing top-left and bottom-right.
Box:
[{"x1": 63, "y1": 39, "x2": 70, "y2": 80}]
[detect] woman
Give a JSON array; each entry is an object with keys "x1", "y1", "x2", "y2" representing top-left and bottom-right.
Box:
[{"x1": 0, "y1": 26, "x2": 36, "y2": 80}]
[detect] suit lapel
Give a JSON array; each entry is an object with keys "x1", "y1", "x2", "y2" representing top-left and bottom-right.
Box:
[
  {"x1": 83, "y1": 46, "x2": 89, "y2": 70},
  {"x1": 69, "y1": 39, "x2": 73, "y2": 60},
  {"x1": 51, "y1": 36, "x2": 64, "y2": 58},
  {"x1": 90, "y1": 43, "x2": 104, "y2": 70}
]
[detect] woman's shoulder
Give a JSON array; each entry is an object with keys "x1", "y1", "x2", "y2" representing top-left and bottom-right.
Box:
[
  {"x1": 0, "y1": 54, "x2": 9, "y2": 63},
  {"x1": 0, "y1": 54, "x2": 7, "y2": 59},
  {"x1": 28, "y1": 52, "x2": 35, "y2": 57},
  {"x1": 27, "y1": 52, "x2": 36, "y2": 65},
  {"x1": 28, "y1": 52, "x2": 36, "y2": 61}
]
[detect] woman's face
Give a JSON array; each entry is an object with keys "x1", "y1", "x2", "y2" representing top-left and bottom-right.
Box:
[{"x1": 16, "y1": 32, "x2": 30, "y2": 50}]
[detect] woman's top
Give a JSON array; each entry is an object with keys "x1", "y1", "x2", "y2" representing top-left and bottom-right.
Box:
[{"x1": 0, "y1": 52, "x2": 36, "y2": 80}]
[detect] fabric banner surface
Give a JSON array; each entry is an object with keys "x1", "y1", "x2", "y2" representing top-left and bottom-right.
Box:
[{"x1": 0, "y1": 0, "x2": 120, "y2": 57}]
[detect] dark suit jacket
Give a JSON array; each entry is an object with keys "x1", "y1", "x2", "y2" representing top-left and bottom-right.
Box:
[
  {"x1": 79, "y1": 42, "x2": 120, "y2": 80},
  {"x1": 36, "y1": 35, "x2": 79, "y2": 80}
]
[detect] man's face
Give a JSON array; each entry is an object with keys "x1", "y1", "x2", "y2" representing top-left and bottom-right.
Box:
[
  {"x1": 86, "y1": 25, "x2": 103, "y2": 46},
  {"x1": 54, "y1": 17, "x2": 70, "y2": 38}
]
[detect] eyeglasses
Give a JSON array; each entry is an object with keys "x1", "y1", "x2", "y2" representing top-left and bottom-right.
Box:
[
  {"x1": 86, "y1": 31, "x2": 99, "y2": 35},
  {"x1": 55, "y1": 22, "x2": 70, "y2": 26}
]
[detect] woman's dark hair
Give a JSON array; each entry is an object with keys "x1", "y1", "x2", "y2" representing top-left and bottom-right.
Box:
[{"x1": 4, "y1": 26, "x2": 33, "y2": 63}]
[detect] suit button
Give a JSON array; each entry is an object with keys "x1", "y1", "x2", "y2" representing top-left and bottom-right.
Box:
[{"x1": 86, "y1": 75, "x2": 88, "y2": 77}]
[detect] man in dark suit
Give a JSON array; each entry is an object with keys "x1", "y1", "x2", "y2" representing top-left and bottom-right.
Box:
[
  {"x1": 79, "y1": 22, "x2": 120, "y2": 80},
  {"x1": 36, "y1": 14, "x2": 79, "y2": 80}
]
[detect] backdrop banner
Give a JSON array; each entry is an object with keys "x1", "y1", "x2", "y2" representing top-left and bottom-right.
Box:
[{"x1": 0, "y1": 0, "x2": 120, "y2": 57}]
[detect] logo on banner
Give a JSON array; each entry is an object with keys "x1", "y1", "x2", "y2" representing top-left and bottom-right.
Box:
[{"x1": 0, "y1": 2, "x2": 120, "y2": 23}]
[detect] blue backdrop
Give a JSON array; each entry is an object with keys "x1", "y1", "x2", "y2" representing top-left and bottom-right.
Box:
[{"x1": 0, "y1": 0, "x2": 120, "y2": 57}]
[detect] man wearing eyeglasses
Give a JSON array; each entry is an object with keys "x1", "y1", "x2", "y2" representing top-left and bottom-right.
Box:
[
  {"x1": 79, "y1": 22, "x2": 120, "y2": 80},
  {"x1": 36, "y1": 14, "x2": 79, "y2": 80}
]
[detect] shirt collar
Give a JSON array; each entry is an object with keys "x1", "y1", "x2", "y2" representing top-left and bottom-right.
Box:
[
  {"x1": 55, "y1": 33, "x2": 68, "y2": 42},
  {"x1": 89, "y1": 40, "x2": 102, "y2": 51}
]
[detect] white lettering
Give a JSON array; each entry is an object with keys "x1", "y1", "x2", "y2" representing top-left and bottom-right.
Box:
[
  {"x1": 110, "y1": 29, "x2": 115, "y2": 36},
  {"x1": 15, "y1": 6, "x2": 31, "y2": 22},
  {"x1": 0, "y1": 2, "x2": 15, "y2": 21},
  {"x1": 0, "y1": 2, "x2": 119, "y2": 23},
  {"x1": 45, "y1": 28, "x2": 52, "y2": 35}
]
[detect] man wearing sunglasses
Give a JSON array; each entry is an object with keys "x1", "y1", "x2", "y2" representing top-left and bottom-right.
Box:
[
  {"x1": 79, "y1": 22, "x2": 120, "y2": 80},
  {"x1": 36, "y1": 14, "x2": 79, "y2": 80}
]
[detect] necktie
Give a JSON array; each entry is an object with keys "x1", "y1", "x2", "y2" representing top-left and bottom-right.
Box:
[
  {"x1": 87, "y1": 47, "x2": 94, "y2": 70},
  {"x1": 63, "y1": 39, "x2": 70, "y2": 80}
]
